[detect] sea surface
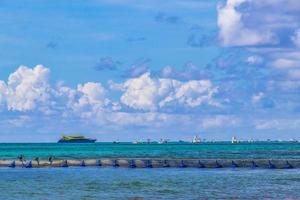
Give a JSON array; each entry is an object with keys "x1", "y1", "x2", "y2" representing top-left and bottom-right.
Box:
[
  {"x1": 0, "y1": 142, "x2": 299, "y2": 160},
  {"x1": 1, "y1": 167, "x2": 300, "y2": 199},
  {"x1": 1, "y1": 143, "x2": 300, "y2": 199}
]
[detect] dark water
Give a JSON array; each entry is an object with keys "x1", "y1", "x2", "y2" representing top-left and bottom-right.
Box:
[
  {"x1": 0, "y1": 142, "x2": 300, "y2": 160},
  {"x1": 1, "y1": 167, "x2": 300, "y2": 199}
]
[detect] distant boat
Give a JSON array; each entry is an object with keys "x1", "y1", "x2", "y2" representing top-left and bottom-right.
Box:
[
  {"x1": 192, "y1": 136, "x2": 201, "y2": 144},
  {"x1": 58, "y1": 135, "x2": 96, "y2": 143},
  {"x1": 231, "y1": 136, "x2": 239, "y2": 144},
  {"x1": 132, "y1": 140, "x2": 142, "y2": 144},
  {"x1": 113, "y1": 140, "x2": 119, "y2": 144},
  {"x1": 248, "y1": 138, "x2": 254, "y2": 143},
  {"x1": 289, "y1": 138, "x2": 298, "y2": 143},
  {"x1": 158, "y1": 139, "x2": 168, "y2": 144}
]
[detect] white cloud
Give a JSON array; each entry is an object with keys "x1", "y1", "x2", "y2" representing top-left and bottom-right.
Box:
[
  {"x1": 7, "y1": 115, "x2": 32, "y2": 128},
  {"x1": 73, "y1": 82, "x2": 109, "y2": 118},
  {"x1": 288, "y1": 69, "x2": 300, "y2": 80},
  {"x1": 254, "y1": 118, "x2": 300, "y2": 130},
  {"x1": 0, "y1": 66, "x2": 219, "y2": 122},
  {"x1": 4, "y1": 65, "x2": 51, "y2": 112},
  {"x1": 251, "y1": 92, "x2": 264, "y2": 104},
  {"x1": 201, "y1": 115, "x2": 240, "y2": 129},
  {"x1": 291, "y1": 28, "x2": 300, "y2": 47},
  {"x1": 1, "y1": 65, "x2": 300, "y2": 136},
  {"x1": 217, "y1": 0, "x2": 275, "y2": 46},
  {"x1": 108, "y1": 112, "x2": 171, "y2": 127},
  {"x1": 217, "y1": 0, "x2": 300, "y2": 47},
  {"x1": 270, "y1": 58, "x2": 300, "y2": 69},
  {"x1": 246, "y1": 55, "x2": 263, "y2": 65},
  {"x1": 55, "y1": 82, "x2": 110, "y2": 120},
  {"x1": 159, "y1": 79, "x2": 219, "y2": 108},
  {"x1": 0, "y1": 81, "x2": 6, "y2": 110},
  {"x1": 118, "y1": 72, "x2": 218, "y2": 111},
  {"x1": 0, "y1": 65, "x2": 110, "y2": 120},
  {"x1": 77, "y1": 82, "x2": 107, "y2": 108},
  {"x1": 265, "y1": 51, "x2": 300, "y2": 86},
  {"x1": 120, "y1": 72, "x2": 161, "y2": 110},
  {"x1": 268, "y1": 80, "x2": 300, "y2": 91}
]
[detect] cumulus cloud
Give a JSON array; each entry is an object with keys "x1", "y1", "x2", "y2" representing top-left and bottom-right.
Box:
[
  {"x1": 117, "y1": 72, "x2": 219, "y2": 111},
  {"x1": 0, "y1": 65, "x2": 111, "y2": 120},
  {"x1": 2, "y1": 65, "x2": 52, "y2": 112},
  {"x1": 217, "y1": 0, "x2": 275, "y2": 46},
  {"x1": 52, "y1": 81, "x2": 113, "y2": 123},
  {"x1": 160, "y1": 79, "x2": 218, "y2": 108},
  {"x1": 0, "y1": 65, "x2": 220, "y2": 115},
  {"x1": 0, "y1": 65, "x2": 223, "y2": 133},
  {"x1": 71, "y1": 82, "x2": 109, "y2": 118},
  {"x1": 2, "y1": 64, "x2": 295, "y2": 136},
  {"x1": 217, "y1": 0, "x2": 300, "y2": 47},
  {"x1": 119, "y1": 73, "x2": 159, "y2": 110}
]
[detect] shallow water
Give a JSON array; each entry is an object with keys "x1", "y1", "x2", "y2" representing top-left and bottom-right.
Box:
[
  {"x1": 1, "y1": 167, "x2": 300, "y2": 199},
  {"x1": 0, "y1": 142, "x2": 300, "y2": 160}
]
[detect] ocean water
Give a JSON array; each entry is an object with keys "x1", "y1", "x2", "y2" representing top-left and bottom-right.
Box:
[
  {"x1": 1, "y1": 143, "x2": 300, "y2": 199},
  {"x1": 1, "y1": 167, "x2": 300, "y2": 199},
  {"x1": 0, "y1": 142, "x2": 299, "y2": 160}
]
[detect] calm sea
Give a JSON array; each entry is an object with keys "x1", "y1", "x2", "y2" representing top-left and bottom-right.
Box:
[
  {"x1": 0, "y1": 142, "x2": 299, "y2": 160},
  {"x1": 1, "y1": 143, "x2": 299, "y2": 199},
  {"x1": 1, "y1": 167, "x2": 300, "y2": 199}
]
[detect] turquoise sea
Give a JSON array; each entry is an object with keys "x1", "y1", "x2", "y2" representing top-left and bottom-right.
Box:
[
  {"x1": 1, "y1": 142, "x2": 300, "y2": 199},
  {"x1": 0, "y1": 142, "x2": 299, "y2": 160},
  {"x1": 1, "y1": 167, "x2": 300, "y2": 199}
]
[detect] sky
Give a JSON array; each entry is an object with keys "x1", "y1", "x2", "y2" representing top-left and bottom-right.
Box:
[{"x1": 0, "y1": 0, "x2": 300, "y2": 142}]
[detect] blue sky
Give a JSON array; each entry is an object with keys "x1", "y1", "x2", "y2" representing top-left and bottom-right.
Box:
[{"x1": 0, "y1": 0, "x2": 300, "y2": 142}]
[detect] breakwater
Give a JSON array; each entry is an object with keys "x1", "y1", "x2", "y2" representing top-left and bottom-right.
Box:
[{"x1": 2, "y1": 158, "x2": 300, "y2": 169}]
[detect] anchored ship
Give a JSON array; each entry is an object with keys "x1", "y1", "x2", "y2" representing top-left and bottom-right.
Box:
[
  {"x1": 132, "y1": 140, "x2": 142, "y2": 144},
  {"x1": 112, "y1": 140, "x2": 119, "y2": 144},
  {"x1": 58, "y1": 135, "x2": 97, "y2": 143},
  {"x1": 192, "y1": 136, "x2": 201, "y2": 144},
  {"x1": 158, "y1": 139, "x2": 169, "y2": 144},
  {"x1": 231, "y1": 136, "x2": 239, "y2": 144}
]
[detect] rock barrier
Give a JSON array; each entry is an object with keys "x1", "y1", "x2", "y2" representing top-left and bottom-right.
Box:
[{"x1": 2, "y1": 158, "x2": 300, "y2": 169}]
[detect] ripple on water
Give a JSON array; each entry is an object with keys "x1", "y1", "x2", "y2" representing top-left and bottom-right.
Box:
[{"x1": 0, "y1": 168, "x2": 300, "y2": 199}]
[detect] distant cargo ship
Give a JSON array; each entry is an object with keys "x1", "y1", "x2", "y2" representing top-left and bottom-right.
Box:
[{"x1": 58, "y1": 136, "x2": 97, "y2": 143}]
